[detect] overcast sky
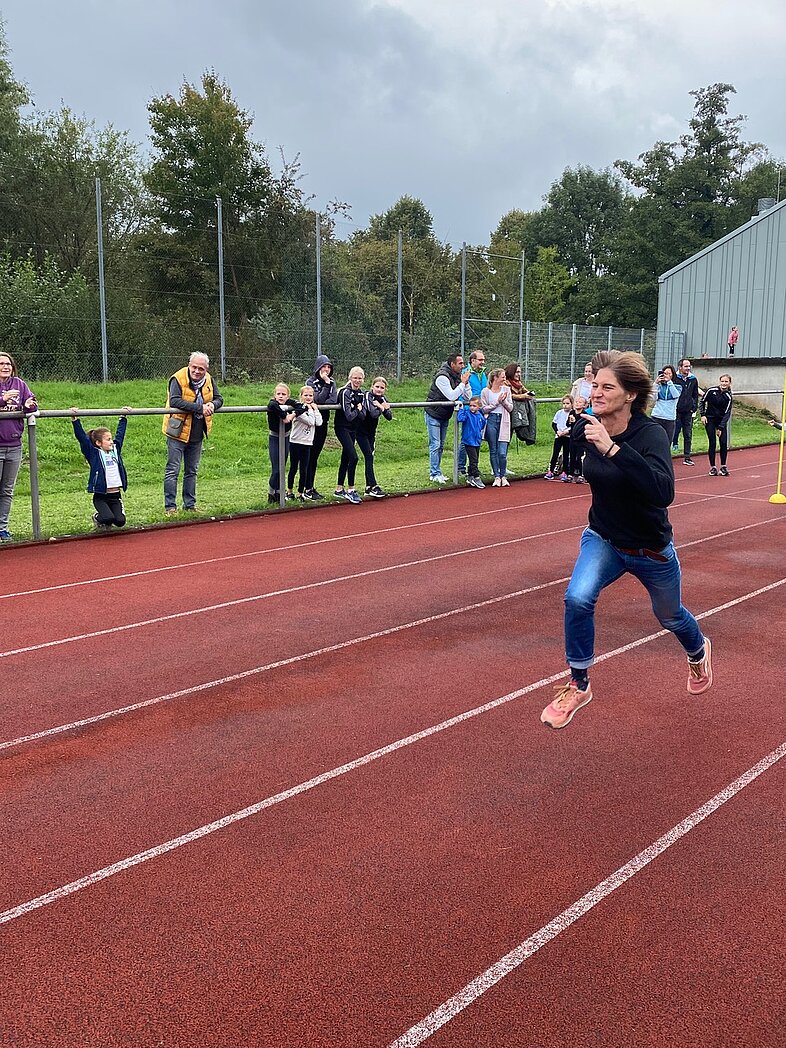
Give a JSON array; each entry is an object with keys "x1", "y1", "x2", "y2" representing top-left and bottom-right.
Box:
[{"x1": 2, "y1": 0, "x2": 784, "y2": 246}]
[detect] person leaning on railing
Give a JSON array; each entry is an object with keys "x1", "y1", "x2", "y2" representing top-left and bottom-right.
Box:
[
  {"x1": 162, "y1": 352, "x2": 223, "y2": 515},
  {"x1": 0, "y1": 351, "x2": 38, "y2": 542}
]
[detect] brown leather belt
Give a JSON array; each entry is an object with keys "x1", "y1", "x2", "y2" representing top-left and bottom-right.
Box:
[{"x1": 615, "y1": 546, "x2": 669, "y2": 563}]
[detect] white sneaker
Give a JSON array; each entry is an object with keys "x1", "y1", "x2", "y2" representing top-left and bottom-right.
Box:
[
  {"x1": 492, "y1": 477, "x2": 502, "y2": 487},
  {"x1": 431, "y1": 473, "x2": 448, "y2": 485},
  {"x1": 501, "y1": 477, "x2": 510, "y2": 487}
]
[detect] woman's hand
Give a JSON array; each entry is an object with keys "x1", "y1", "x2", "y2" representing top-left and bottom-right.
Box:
[{"x1": 580, "y1": 413, "x2": 615, "y2": 456}]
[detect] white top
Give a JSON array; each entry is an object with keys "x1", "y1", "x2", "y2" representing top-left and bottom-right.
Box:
[{"x1": 290, "y1": 405, "x2": 322, "y2": 446}]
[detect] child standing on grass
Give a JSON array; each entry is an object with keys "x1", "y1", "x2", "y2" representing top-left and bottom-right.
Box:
[
  {"x1": 334, "y1": 367, "x2": 367, "y2": 504},
  {"x1": 545, "y1": 395, "x2": 573, "y2": 480},
  {"x1": 70, "y1": 408, "x2": 131, "y2": 530},
  {"x1": 267, "y1": 382, "x2": 305, "y2": 503},
  {"x1": 287, "y1": 386, "x2": 322, "y2": 500},
  {"x1": 359, "y1": 376, "x2": 393, "y2": 498},
  {"x1": 457, "y1": 395, "x2": 486, "y2": 488},
  {"x1": 566, "y1": 395, "x2": 588, "y2": 483}
]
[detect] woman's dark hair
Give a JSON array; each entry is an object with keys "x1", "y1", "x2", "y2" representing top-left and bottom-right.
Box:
[
  {"x1": 662, "y1": 364, "x2": 677, "y2": 381},
  {"x1": 0, "y1": 352, "x2": 17, "y2": 375},
  {"x1": 503, "y1": 363, "x2": 520, "y2": 382},
  {"x1": 590, "y1": 350, "x2": 654, "y2": 414}
]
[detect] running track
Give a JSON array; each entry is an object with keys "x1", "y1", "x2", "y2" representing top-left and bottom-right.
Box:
[{"x1": 1, "y1": 446, "x2": 784, "y2": 1047}]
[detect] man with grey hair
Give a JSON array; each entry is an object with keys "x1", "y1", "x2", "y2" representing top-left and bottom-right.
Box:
[{"x1": 162, "y1": 351, "x2": 223, "y2": 514}]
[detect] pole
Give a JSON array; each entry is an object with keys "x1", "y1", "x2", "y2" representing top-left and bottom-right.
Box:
[
  {"x1": 278, "y1": 417, "x2": 287, "y2": 508},
  {"x1": 460, "y1": 243, "x2": 467, "y2": 356},
  {"x1": 769, "y1": 374, "x2": 786, "y2": 504},
  {"x1": 216, "y1": 196, "x2": 227, "y2": 382},
  {"x1": 571, "y1": 323, "x2": 577, "y2": 378},
  {"x1": 95, "y1": 178, "x2": 109, "y2": 383},
  {"x1": 27, "y1": 415, "x2": 42, "y2": 540},
  {"x1": 524, "y1": 320, "x2": 531, "y2": 384},
  {"x1": 397, "y1": 229, "x2": 403, "y2": 383},
  {"x1": 452, "y1": 410, "x2": 459, "y2": 485},
  {"x1": 315, "y1": 212, "x2": 323, "y2": 358},
  {"x1": 517, "y1": 250, "x2": 525, "y2": 366},
  {"x1": 547, "y1": 322, "x2": 553, "y2": 383},
  {"x1": 607, "y1": 325, "x2": 613, "y2": 351}
]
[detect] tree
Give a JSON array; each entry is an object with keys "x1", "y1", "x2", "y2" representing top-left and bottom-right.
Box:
[
  {"x1": 367, "y1": 196, "x2": 435, "y2": 241},
  {"x1": 524, "y1": 247, "x2": 575, "y2": 322}
]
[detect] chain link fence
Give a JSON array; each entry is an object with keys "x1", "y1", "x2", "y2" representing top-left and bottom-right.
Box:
[{"x1": 1, "y1": 183, "x2": 655, "y2": 386}]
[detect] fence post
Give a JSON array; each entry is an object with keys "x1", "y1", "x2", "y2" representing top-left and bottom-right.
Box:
[
  {"x1": 524, "y1": 320, "x2": 531, "y2": 383},
  {"x1": 517, "y1": 250, "x2": 525, "y2": 366},
  {"x1": 547, "y1": 322, "x2": 553, "y2": 383},
  {"x1": 452, "y1": 409, "x2": 459, "y2": 485},
  {"x1": 397, "y1": 229, "x2": 403, "y2": 383},
  {"x1": 95, "y1": 178, "x2": 109, "y2": 383},
  {"x1": 27, "y1": 415, "x2": 42, "y2": 540},
  {"x1": 278, "y1": 417, "x2": 287, "y2": 508},
  {"x1": 607, "y1": 325, "x2": 613, "y2": 351},
  {"x1": 460, "y1": 243, "x2": 467, "y2": 356},
  {"x1": 640, "y1": 328, "x2": 645, "y2": 355},
  {"x1": 571, "y1": 323, "x2": 577, "y2": 378},
  {"x1": 216, "y1": 196, "x2": 226, "y2": 382},
  {"x1": 315, "y1": 212, "x2": 323, "y2": 358}
]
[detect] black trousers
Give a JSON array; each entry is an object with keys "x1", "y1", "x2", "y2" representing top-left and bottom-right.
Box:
[
  {"x1": 93, "y1": 491, "x2": 125, "y2": 527},
  {"x1": 673, "y1": 410, "x2": 694, "y2": 455},
  {"x1": 705, "y1": 421, "x2": 728, "y2": 467},
  {"x1": 336, "y1": 428, "x2": 359, "y2": 487},
  {"x1": 463, "y1": 443, "x2": 480, "y2": 478},
  {"x1": 305, "y1": 412, "x2": 329, "y2": 490},
  {"x1": 550, "y1": 435, "x2": 570, "y2": 473},
  {"x1": 287, "y1": 444, "x2": 312, "y2": 493},
  {"x1": 268, "y1": 433, "x2": 290, "y2": 495},
  {"x1": 356, "y1": 431, "x2": 377, "y2": 488}
]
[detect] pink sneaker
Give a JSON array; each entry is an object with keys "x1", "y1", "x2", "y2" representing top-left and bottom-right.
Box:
[
  {"x1": 540, "y1": 680, "x2": 593, "y2": 729},
  {"x1": 687, "y1": 637, "x2": 713, "y2": 694}
]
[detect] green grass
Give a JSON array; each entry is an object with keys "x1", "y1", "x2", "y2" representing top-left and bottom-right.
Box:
[{"x1": 5, "y1": 378, "x2": 783, "y2": 541}]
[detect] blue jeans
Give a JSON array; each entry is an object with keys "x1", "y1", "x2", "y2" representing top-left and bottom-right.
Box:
[
  {"x1": 0, "y1": 443, "x2": 23, "y2": 531},
  {"x1": 425, "y1": 413, "x2": 449, "y2": 477},
  {"x1": 484, "y1": 413, "x2": 509, "y2": 478},
  {"x1": 164, "y1": 438, "x2": 203, "y2": 510},
  {"x1": 564, "y1": 527, "x2": 704, "y2": 670}
]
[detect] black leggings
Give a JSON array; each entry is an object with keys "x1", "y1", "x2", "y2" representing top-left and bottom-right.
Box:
[
  {"x1": 287, "y1": 444, "x2": 312, "y2": 493},
  {"x1": 550, "y1": 435, "x2": 570, "y2": 473},
  {"x1": 705, "y1": 421, "x2": 728, "y2": 467},
  {"x1": 336, "y1": 428, "x2": 359, "y2": 487},
  {"x1": 93, "y1": 491, "x2": 125, "y2": 527},
  {"x1": 305, "y1": 411, "x2": 329, "y2": 489}
]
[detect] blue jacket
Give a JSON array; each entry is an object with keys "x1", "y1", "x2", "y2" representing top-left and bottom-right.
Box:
[
  {"x1": 457, "y1": 405, "x2": 486, "y2": 446},
  {"x1": 73, "y1": 417, "x2": 128, "y2": 493}
]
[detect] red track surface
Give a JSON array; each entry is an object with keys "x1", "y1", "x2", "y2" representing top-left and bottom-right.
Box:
[{"x1": 1, "y1": 447, "x2": 784, "y2": 1047}]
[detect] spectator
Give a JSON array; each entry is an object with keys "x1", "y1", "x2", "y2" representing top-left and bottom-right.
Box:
[
  {"x1": 334, "y1": 367, "x2": 367, "y2": 504},
  {"x1": 0, "y1": 352, "x2": 37, "y2": 542},
  {"x1": 727, "y1": 325, "x2": 738, "y2": 357},
  {"x1": 424, "y1": 353, "x2": 472, "y2": 484},
  {"x1": 457, "y1": 396, "x2": 486, "y2": 489},
  {"x1": 288, "y1": 386, "x2": 322, "y2": 501},
  {"x1": 360, "y1": 376, "x2": 393, "y2": 498},
  {"x1": 672, "y1": 358, "x2": 700, "y2": 465},
  {"x1": 567, "y1": 395, "x2": 588, "y2": 483},
  {"x1": 162, "y1": 352, "x2": 222, "y2": 514},
  {"x1": 650, "y1": 365, "x2": 680, "y2": 446},
  {"x1": 545, "y1": 396, "x2": 574, "y2": 481},
  {"x1": 267, "y1": 382, "x2": 303, "y2": 503},
  {"x1": 570, "y1": 362, "x2": 594, "y2": 405},
  {"x1": 458, "y1": 347, "x2": 489, "y2": 475},
  {"x1": 700, "y1": 374, "x2": 733, "y2": 476},
  {"x1": 70, "y1": 408, "x2": 131, "y2": 530},
  {"x1": 304, "y1": 354, "x2": 337, "y2": 500},
  {"x1": 481, "y1": 368, "x2": 513, "y2": 486},
  {"x1": 504, "y1": 363, "x2": 537, "y2": 446}
]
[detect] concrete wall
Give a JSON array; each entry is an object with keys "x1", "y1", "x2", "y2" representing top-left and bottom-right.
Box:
[{"x1": 690, "y1": 356, "x2": 786, "y2": 417}]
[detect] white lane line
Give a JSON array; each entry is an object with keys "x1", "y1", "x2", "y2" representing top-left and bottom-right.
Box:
[
  {"x1": 389, "y1": 741, "x2": 786, "y2": 1048},
  {"x1": 0, "y1": 526, "x2": 582, "y2": 659},
  {"x1": 0, "y1": 577, "x2": 571, "y2": 753},
  {"x1": 0, "y1": 462, "x2": 777, "y2": 602},
  {"x1": 1, "y1": 514, "x2": 781, "y2": 751},
  {"x1": 1, "y1": 574, "x2": 784, "y2": 927},
  {"x1": 0, "y1": 496, "x2": 581, "y2": 601}
]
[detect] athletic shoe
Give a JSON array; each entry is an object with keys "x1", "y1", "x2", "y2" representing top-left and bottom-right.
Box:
[
  {"x1": 310, "y1": 489, "x2": 325, "y2": 501},
  {"x1": 709, "y1": 467, "x2": 718, "y2": 476},
  {"x1": 575, "y1": 475, "x2": 587, "y2": 485},
  {"x1": 431, "y1": 473, "x2": 448, "y2": 485},
  {"x1": 492, "y1": 477, "x2": 502, "y2": 487},
  {"x1": 672, "y1": 445, "x2": 679, "y2": 453},
  {"x1": 346, "y1": 490, "x2": 362, "y2": 504},
  {"x1": 558, "y1": 472, "x2": 568, "y2": 482},
  {"x1": 544, "y1": 471, "x2": 555, "y2": 480},
  {"x1": 365, "y1": 485, "x2": 387, "y2": 498},
  {"x1": 562, "y1": 474, "x2": 573, "y2": 483},
  {"x1": 165, "y1": 507, "x2": 178, "y2": 516},
  {"x1": 687, "y1": 637, "x2": 713, "y2": 695},
  {"x1": 540, "y1": 680, "x2": 593, "y2": 729},
  {"x1": 301, "y1": 489, "x2": 319, "y2": 502},
  {"x1": 501, "y1": 477, "x2": 510, "y2": 487},
  {"x1": 468, "y1": 476, "x2": 485, "y2": 489},
  {"x1": 719, "y1": 466, "x2": 730, "y2": 476},
  {"x1": 684, "y1": 458, "x2": 695, "y2": 466},
  {"x1": 0, "y1": 530, "x2": 11, "y2": 541}
]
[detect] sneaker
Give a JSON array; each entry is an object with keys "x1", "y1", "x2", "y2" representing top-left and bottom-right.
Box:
[
  {"x1": 309, "y1": 488, "x2": 325, "y2": 501},
  {"x1": 684, "y1": 458, "x2": 694, "y2": 466},
  {"x1": 575, "y1": 475, "x2": 587, "y2": 484},
  {"x1": 562, "y1": 474, "x2": 573, "y2": 483},
  {"x1": 709, "y1": 467, "x2": 718, "y2": 476},
  {"x1": 365, "y1": 485, "x2": 387, "y2": 498},
  {"x1": 468, "y1": 476, "x2": 485, "y2": 489},
  {"x1": 672, "y1": 445, "x2": 679, "y2": 453},
  {"x1": 687, "y1": 637, "x2": 713, "y2": 695},
  {"x1": 544, "y1": 471, "x2": 555, "y2": 480},
  {"x1": 558, "y1": 472, "x2": 568, "y2": 482},
  {"x1": 346, "y1": 490, "x2": 362, "y2": 504},
  {"x1": 540, "y1": 680, "x2": 593, "y2": 729},
  {"x1": 431, "y1": 473, "x2": 448, "y2": 485},
  {"x1": 0, "y1": 530, "x2": 12, "y2": 542},
  {"x1": 301, "y1": 489, "x2": 318, "y2": 502},
  {"x1": 719, "y1": 466, "x2": 730, "y2": 476},
  {"x1": 492, "y1": 477, "x2": 502, "y2": 487},
  {"x1": 165, "y1": 507, "x2": 178, "y2": 516},
  {"x1": 501, "y1": 477, "x2": 510, "y2": 487},
  {"x1": 267, "y1": 495, "x2": 279, "y2": 504}
]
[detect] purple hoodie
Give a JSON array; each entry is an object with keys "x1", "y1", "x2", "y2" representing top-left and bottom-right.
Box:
[{"x1": 0, "y1": 377, "x2": 38, "y2": 447}]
